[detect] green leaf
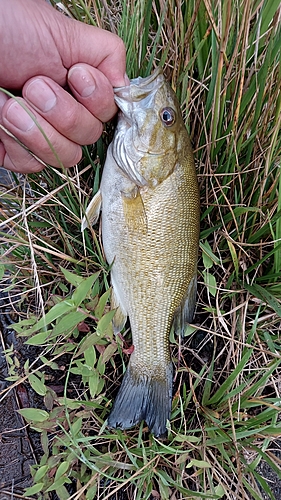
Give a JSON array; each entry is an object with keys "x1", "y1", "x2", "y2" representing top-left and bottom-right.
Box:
[
  {"x1": 70, "y1": 367, "x2": 83, "y2": 375},
  {"x1": 46, "y1": 476, "x2": 71, "y2": 492},
  {"x1": 27, "y1": 301, "x2": 75, "y2": 334},
  {"x1": 25, "y1": 331, "x2": 49, "y2": 345},
  {"x1": 252, "y1": 471, "x2": 275, "y2": 500},
  {"x1": 81, "y1": 365, "x2": 92, "y2": 377},
  {"x1": 5, "y1": 375, "x2": 20, "y2": 381},
  {"x1": 260, "y1": 0, "x2": 281, "y2": 36},
  {"x1": 96, "y1": 309, "x2": 115, "y2": 335},
  {"x1": 71, "y1": 417, "x2": 83, "y2": 436},
  {"x1": 97, "y1": 356, "x2": 105, "y2": 375},
  {"x1": 55, "y1": 485, "x2": 72, "y2": 500},
  {"x1": 59, "y1": 282, "x2": 69, "y2": 293},
  {"x1": 205, "y1": 484, "x2": 225, "y2": 499},
  {"x1": 18, "y1": 408, "x2": 49, "y2": 422},
  {"x1": 56, "y1": 398, "x2": 82, "y2": 409},
  {"x1": 86, "y1": 485, "x2": 97, "y2": 500},
  {"x1": 76, "y1": 332, "x2": 105, "y2": 357},
  {"x1": 12, "y1": 316, "x2": 37, "y2": 334},
  {"x1": 200, "y1": 241, "x2": 220, "y2": 265},
  {"x1": 51, "y1": 310, "x2": 88, "y2": 337},
  {"x1": 203, "y1": 270, "x2": 217, "y2": 297},
  {"x1": 244, "y1": 283, "x2": 281, "y2": 318},
  {"x1": 0, "y1": 264, "x2": 5, "y2": 280},
  {"x1": 60, "y1": 266, "x2": 84, "y2": 286},
  {"x1": 71, "y1": 272, "x2": 99, "y2": 307},
  {"x1": 186, "y1": 459, "x2": 212, "y2": 469},
  {"x1": 54, "y1": 461, "x2": 70, "y2": 481},
  {"x1": 28, "y1": 373, "x2": 47, "y2": 396},
  {"x1": 201, "y1": 240, "x2": 219, "y2": 268},
  {"x1": 41, "y1": 430, "x2": 49, "y2": 455},
  {"x1": 89, "y1": 370, "x2": 100, "y2": 397},
  {"x1": 227, "y1": 239, "x2": 239, "y2": 277},
  {"x1": 101, "y1": 343, "x2": 117, "y2": 364},
  {"x1": 206, "y1": 347, "x2": 253, "y2": 405},
  {"x1": 24, "y1": 483, "x2": 44, "y2": 496},
  {"x1": 183, "y1": 325, "x2": 198, "y2": 337},
  {"x1": 33, "y1": 464, "x2": 49, "y2": 482},
  {"x1": 95, "y1": 288, "x2": 111, "y2": 319},
  {"x1": 84, "y1": 346, "x2": 96, "y2": 366}
]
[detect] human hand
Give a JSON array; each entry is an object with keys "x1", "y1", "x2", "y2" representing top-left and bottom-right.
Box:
[{"x1": 0, "y1": 0, "x2": 127, "y2": 173}]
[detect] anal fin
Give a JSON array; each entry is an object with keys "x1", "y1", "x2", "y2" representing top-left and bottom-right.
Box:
[
  {"x1": 81, "y1": 189, "x2": 102, "y2": 231},
  {"x1": 111, "y1": 286, "x2": 127, "y2": 335},
  {"x1": 173, "y1": 274, "x2": 197, "y2": 337}
]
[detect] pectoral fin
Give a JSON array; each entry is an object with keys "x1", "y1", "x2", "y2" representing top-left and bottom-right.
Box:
[
  {"x1": 81, "y1": 190, "x2": 102, "y2": 231},
  {"x1": 173, "y1": 274, "x2": 197, "y2": 336},
  {"x1": 122, "y1": 187, "x2": 147, "y2": 234}
]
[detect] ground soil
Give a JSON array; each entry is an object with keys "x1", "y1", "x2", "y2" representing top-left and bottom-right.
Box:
[{"x1": 0, "y1": 288, "x2": 43, "y2": 499}]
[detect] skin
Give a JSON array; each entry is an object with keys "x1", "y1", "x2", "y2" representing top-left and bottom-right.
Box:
[{"x1": 0, "y1": 0, "x2": 127, "y2": 173}]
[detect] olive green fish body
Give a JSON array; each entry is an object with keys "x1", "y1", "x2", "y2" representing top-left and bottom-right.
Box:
[{"x1": 82, "y1": 69, "x2": 200, "y2": 436}]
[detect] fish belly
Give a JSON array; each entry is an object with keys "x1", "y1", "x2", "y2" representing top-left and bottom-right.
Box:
[{"x1": 101, "y1": 146, "x2": 199, "y2": 436}]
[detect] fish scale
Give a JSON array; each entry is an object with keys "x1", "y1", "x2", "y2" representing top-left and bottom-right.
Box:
[{"x1": 82, "y1": 68, "x2": 200, "y2": 436}]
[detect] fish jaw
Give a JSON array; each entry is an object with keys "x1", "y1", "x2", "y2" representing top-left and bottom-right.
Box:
[{"x1": 113, "y1": 67, "x2": 165, "y2": 114}]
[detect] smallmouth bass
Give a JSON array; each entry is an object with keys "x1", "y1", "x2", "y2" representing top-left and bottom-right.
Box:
[{"x1": 82, "y1": 68, "x2": 200, "y2": 436}]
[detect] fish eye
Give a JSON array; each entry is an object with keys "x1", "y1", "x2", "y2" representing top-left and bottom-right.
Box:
[{"x1": 160, "y1": 107, "x2": 176, "y2": 126}]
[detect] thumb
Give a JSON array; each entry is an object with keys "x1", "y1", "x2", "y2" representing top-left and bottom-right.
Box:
[{"x1": 50, "y1": 13, "x2": 127, "y2": 87}]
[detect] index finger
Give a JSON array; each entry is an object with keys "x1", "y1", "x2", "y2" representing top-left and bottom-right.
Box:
[{"x1": 56, "y1": 18, "x2": 127, "y2": 87}]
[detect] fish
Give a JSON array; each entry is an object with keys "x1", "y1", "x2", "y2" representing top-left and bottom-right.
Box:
[{"x1": 81, "y1": 68, "x2": 200, "y2": 436}]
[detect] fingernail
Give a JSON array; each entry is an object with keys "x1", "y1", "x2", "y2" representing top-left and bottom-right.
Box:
[
  {"x1": 25, "y1": 79, "x2": 57, "y2": 112},
  {"x1": 5, "y1": 101, "x2": 35, "y2": 132},
  {"x1": 68, "y1": 66, "x2": 96, "y2": 97}
]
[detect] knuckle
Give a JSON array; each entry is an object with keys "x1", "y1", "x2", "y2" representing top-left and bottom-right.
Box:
[
  {"x1": 4, "y1": 152, "x2": 44, "y2": 173},
  {"x1": 58, "y1": 106, "x2": 103, "y2": 145},
  {"x1": 85, "y1": 121, "x2": 103, "y2": 144},
  {"x1": 113, "y1": 35, "x2": 126, "y2": 56},
  {"x1": 61, "y1": 146, "x2": 82, "y2": 168},
  {"x1": 58, "y1": 106, "x2": 78, "y2": 137},
  {"x1": 32, "y1": 126, "x2": 82, "y2": 167},
  {"x1": 26, "y1": 160, "x2": 45, "y2": 173}
]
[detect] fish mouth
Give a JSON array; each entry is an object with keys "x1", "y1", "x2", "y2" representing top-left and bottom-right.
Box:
[
  {"x1": 113, "y1": 67, "x2": 165, "y2": 113},
  {"x1": 114, "y1": 67, "x2": 163, "y2": 93}
]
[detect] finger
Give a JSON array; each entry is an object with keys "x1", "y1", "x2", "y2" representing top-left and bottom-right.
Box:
[
  {"x1": 67, "y1": 64, "x2": 118, "y2": 122},
  {"x1": 0, "y1": 134, "x2": 45, "y2": 173},
  {"x1": 1, "y1": 98, "x2": 82, "y2": 168},
  {"x1": 57, "y1": 17, "x2": 127, "y2": 87},
  {"x1": 23, "y1": 76, "x2": 105, "y2": 143}
]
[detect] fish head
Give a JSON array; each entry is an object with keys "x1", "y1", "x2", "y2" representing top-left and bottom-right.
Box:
[{"x1": 112, "y1": 68, "x2": 189, "y2": 188}]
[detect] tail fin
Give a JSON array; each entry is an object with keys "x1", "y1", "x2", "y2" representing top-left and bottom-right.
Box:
[{"x1": 107, "y1": 362, "x2": 173, "y2": 437}]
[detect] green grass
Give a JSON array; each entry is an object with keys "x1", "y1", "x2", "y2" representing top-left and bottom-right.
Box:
[{"x1": 1, "y1": 0, "x2": 281, "y2": 498}]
